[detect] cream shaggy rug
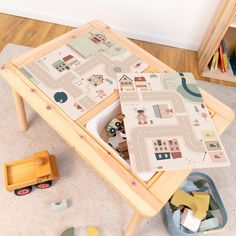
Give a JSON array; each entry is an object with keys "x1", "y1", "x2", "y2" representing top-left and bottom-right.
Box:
[{"x1": 0, "y1": 44, "x2": 235, "y2": 236}]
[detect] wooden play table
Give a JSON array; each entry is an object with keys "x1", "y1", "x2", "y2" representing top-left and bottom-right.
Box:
[{"x1": 0, "y1": 21, "x2": 234, "y2": 235}]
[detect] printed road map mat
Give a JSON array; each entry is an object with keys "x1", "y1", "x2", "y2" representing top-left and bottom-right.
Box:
[
  {"x1": 19, "y1": 29, "x2": 148, "y2": 120},
  {"x1": 117, "y1": 72, "x2": 230, "y2": 174}
]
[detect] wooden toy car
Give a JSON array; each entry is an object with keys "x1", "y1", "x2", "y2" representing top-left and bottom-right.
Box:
[
  {"x1": 106, "y1": 118, "x2": 122, "y2": 137},
  {"x1": 4, "y1": 151, "x2": 59, "y2": 196}
]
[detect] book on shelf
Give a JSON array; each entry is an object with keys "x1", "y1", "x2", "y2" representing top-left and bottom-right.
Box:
[
  {"x1": 219, "y1": 41, "x2": 227, "y2": 73},
  {"x1": 208, "y1": 50, "x2": 219, "y2": 71},
  {"x1": 230, "y1": 49, "x2": 236, "y2": 76},
  {"x1": 214, "y1": 51, "x2": 219, "y2": 70},
  {"x1": 221, "y1": 40, "x2": 230, "y2": 69},
  {"x1": 207, "y1": 39, "x2": 236, "y2": 76}
]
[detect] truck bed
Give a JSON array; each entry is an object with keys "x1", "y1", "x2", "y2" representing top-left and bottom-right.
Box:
[
  {"x1": 6, "y1": 160, "x2": 36, "y2": 186},
  {"x1": 4, "y1": 152, "x2": 52, "y2": 191}
]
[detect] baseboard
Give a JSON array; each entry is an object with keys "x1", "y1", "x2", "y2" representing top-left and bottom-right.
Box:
[{"x1": 0, "y1": 5, "x2": 199, "y2": 51}]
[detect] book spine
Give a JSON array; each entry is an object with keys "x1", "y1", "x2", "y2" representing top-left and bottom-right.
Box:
[
  {"x1": 214, "y1": 51, "x2": 219, "y2": 70},
  {"x1": 219, "y1": 42, "x2": 226, "y2": 73},
  {"x1": 211, "y1": 53, "x2": 216, "y2": 71},
  {"x1": 208, "y1": 55, "x2": 213, "y2": 70},
  {"x1": 221, "y1": 40, "x2": 229, "y2": 71},
  {"x1": 230, "y1": 50, "x2": 236, "y2": 76}
]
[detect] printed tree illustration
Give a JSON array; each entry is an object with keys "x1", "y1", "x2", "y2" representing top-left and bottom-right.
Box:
[{"x1": 54, "y1": 91, "x2": 68, "y2": 103}]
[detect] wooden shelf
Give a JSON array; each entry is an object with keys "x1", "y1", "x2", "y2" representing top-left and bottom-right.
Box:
[
  {"x1": 198, "y1": 1, "x2": 236, "y2": 87},
  {"x1": 224, "y1": 28, "x2": 236, "y2": 56},
  {"x1": 230, "y1": 16, "x2": 236, "y2": 28},
  {"x1": 202, "y1": 66, "x2": 236, "y2": 84}
]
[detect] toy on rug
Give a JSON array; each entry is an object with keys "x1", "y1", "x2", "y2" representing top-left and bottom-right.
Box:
[
  {"x1": 4, "y1": 151, "x2": 59, "y2": 196},
  {"x1": 60, "y1": 226, "x2": 100, "y2": 236},
  {"x1": 49, "y1": 182, "x2": 69, "y2": 213},
  {"x1": 50, "y1": 199, "x2": 69, "y2": 212},
  {"x1": 86, "y1": 226, "x2": 100, "y2": 236},
  {"x1": 61, "y1": 227, "x2": 74, "y2": 236}
]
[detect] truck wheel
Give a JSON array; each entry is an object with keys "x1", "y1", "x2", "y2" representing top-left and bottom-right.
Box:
[
  {"x1": 35, "y1": 180, "x2": 52, "y2": 189},
  {"x1": 108, "y1": 128, "x2": 117, "y2": 137},
  {"x1": 115, "y1": 121, "x2": 122, "y2": 130},
  {"x1": 14, "y1": 186, "x2": 32, "y2": 196}
]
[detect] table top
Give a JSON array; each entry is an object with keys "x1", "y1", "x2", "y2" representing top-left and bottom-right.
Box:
[
  {"x1": 1, "y1": 20, "x2": 234, "y2": 217},
  {"x1": 17, "y1": 28, "x2": 150, "y2": 120}
]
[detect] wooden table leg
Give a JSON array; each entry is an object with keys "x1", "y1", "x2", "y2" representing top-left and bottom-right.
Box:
[
  {"x1": 12, "y1": 90, "x2": 28, "y2": 132},
  {"x1": 124, "y1": 211, "x2": 145, "y2": 236}
]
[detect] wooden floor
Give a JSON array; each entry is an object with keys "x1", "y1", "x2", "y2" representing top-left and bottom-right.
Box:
[{"x1": 0, "y1": 13, "x2": 202, "y2": 80}]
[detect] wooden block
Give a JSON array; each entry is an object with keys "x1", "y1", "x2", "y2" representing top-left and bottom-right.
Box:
[
  {"x1": 86, "y1": 226, "x2": 100, "y2": 236},
  {"x1": 192, "y1": 192, "x2": 209, "y2": 198},
  {"x1": 50, "y1": 199, "x2": 68, "y2": 212},
  {"x1": 199, "y1": 217, "x2": 220, "y2": 231},
  {"x1": 209, "y1": 194, "x2": 220, "y2": 210},
  {"x1": 209, "y1": 209, "x2": 222, "y2": 219},
  {"x1": 194, "y1": 179, "x2": 207, "y2": 188},
  {"x1": 181, "y1": 180, "x2": 199, "y2": 193},
  {"x1": 171, "y1": 189, "x2": 199, "y2": 217},
  {"x1": 180, "y1": 208, "x2": 201, "y2": 233},
  {"x1": 170, "y1": 189, "x2": 209, "y2": 220},
  {"x1": 61, "y1": 227, "x2": 74, "y2": 236},
  {"x1": 198, "y1": 186, "x2": 210, "y2": 193},
  {"x1": 192, "y1": 192, "x2": 210, "y2": 220},
  {"x1": 172, "y1": 209, "x2": 181, "y2": 228}
]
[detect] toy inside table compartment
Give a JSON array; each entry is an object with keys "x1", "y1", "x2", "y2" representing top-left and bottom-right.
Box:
[
  {"x1": 85, "y1": 99, "x2": 158, "y2": 181},
  {"x1": 100, "y1": 112, "x2": 128, "y2": 159}
]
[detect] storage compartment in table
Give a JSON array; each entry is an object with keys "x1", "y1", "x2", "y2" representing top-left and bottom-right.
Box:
[{"x1": 86, "y1": 100, "x2": 156, "y2": 181}]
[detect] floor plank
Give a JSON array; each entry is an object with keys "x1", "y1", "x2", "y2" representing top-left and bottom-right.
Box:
[{"x1": 0, "y1": 13, "x2": 201, "y2": 80}]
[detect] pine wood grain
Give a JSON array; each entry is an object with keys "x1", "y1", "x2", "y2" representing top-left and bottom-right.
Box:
[{"x1": 0, "y1": 13, "x2": 202, "y2": 80}]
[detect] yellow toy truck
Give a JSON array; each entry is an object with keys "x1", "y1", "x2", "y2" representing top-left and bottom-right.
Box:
[{"x1": 4, "y1": 151, "x2": 59, "y2": 196}]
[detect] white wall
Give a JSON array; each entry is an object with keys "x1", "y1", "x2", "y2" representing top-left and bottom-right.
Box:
[{"x1": 0, "y1": 0, "x2": 220, "y2": 50}]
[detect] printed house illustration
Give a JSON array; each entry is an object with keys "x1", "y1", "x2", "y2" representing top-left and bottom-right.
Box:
[
  {"x1": 153, "y1": 104, "x2": 173, "y2": 118},
  {"x1": 168, "y1": 139, "x2": 182, "y2": 159},
  {"x1": 62, "y1": 55, "x2": 79, "y2": 67},
  {"x1": 89, "y1": 33, "x2": 106, "y2": 44},
  {"x1": 134, "y1": 76, "x2": 148, "y2": 90},
  {"x1": 52, "y1": 60, "x2": 70, "y2": 72},
  {"x1": 68, "y1": 32, "x2": 110, "y2": 58},
  {"x1": 119, "y1": 75, "x2": 134, "y2": 91},
  {"x1": 52, "y1": 55, "x2": 78, "y2": 72},
  {"x1": 153, "y1": 138, "x2": 182, "y2": 160},
  {"x1": 89, "y1": 33, "x2": 112, "y2": 47},
  {"x1": 153, "y1": 139, "x2": 171, "y2": 160},
  {"x1": 87, "y1": 75, "x2": 104, "y2": 86}
]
